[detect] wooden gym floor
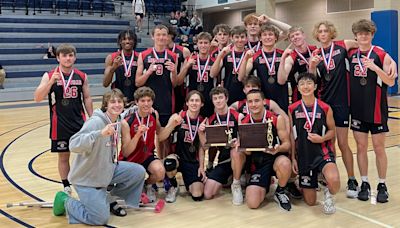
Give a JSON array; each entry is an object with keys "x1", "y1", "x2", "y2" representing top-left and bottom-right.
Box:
[{"x1": 0, "y1": 96, "x2": 399, "y2": 228}]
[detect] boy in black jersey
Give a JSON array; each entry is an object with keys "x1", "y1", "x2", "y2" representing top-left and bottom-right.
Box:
[
  {"x1": 289, "y1": 73, "x2": 339, "y2": 214},
  {"x1": 349, "y1": 19, "x2": 396, "y2": 203},
  {"x1": 103, "y1": 30, "x2": 139, "y2": 105},
  {"x1": 210, "y1": 25, "x2": 247, "y2": 105},
  {"x1": 34, "y1": 44, "x2": 93, "y2": 195},
  {"x1": 242, "y1": 90, "x2": 292, "y2": 211},
  {"x1": 200, "y1": 87, "x2": 245, "y2": 205}
]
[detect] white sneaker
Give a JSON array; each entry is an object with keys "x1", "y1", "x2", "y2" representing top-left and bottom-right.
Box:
[
  {"x1": 165, "y1": 186, "x2": 179, "y2": 203},
  {"x1": 64, "y1": 186, "x2": 72, "y2": 196},
  {"x1": 146, "y1": 185, "x2": 157, "y2": 203},
  {"x1": 231, "y1": 182, "x2": 243, "y2": 205},
  {"x1": 323, "y1": 187, "x2": 336, "y2": 214}
]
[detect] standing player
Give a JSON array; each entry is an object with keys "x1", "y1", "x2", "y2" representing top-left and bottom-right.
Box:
[
  {"x1": 201, "y1": 87, "x2": 245, "y2": 205},
  {"x1": 178, "y1": 32, "x2": 215, "y2": 117},
  {"x1": 308, "y1": 21, "x2": 360, "y2": 198},
  {"x1": 167, "y1": 25, "x2": 191, "y2": 113},
  {"x1": 289, "y1": 73, "x2": 339, "y2": 214},
  {"x1": 136, "y1": 24, "x2": 177, "y2": 158},
  {"x1": 239, "y1": 24, "x2": 289, "y2": 112},
  {"x1": 52, "y1": 89, "x2": 145, "y2": 225},
  {"x1": 210, "y1": 25, "x2": 247, "y2": 105},
  {"x1": 243, "y1": 13, "x2": 262, "y2": 52},
  {"x1": 34, "y1": 44, "x2": 93, "y2": 194},
  {"x1": 119, "y1": 87, "x2": 177, "y2": 202},
  {"x1": 278, "y1": 26, "x2": 318, "y2": 102},
  {"x1": 210, "y1": 24, "x2": 231, "y2": 58},
  {"x1": 103, "y1": 30, "x2": 139, "y2": 105},
  {"x1": 241, "y1": 89, "x2": 292, "y2": 210},
  {"x1": 161, "y1": 91, "x2": 207, "y2": 202},
  {"x1": 348, "y1": 19, "x2": 396, "y2": 203}
]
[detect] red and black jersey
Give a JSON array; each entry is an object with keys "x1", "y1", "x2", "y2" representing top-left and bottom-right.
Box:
[
  {"x1": 187, "y1": 54, "x2": 215, "y2": 117},
  {"x1": 288, "y1": 45, "x2": 318, "y2": 102},
  {"x1": 48, "y1": 68, "x2": 87, "y2": 140},
  {"x1": 110, "y1": 50, "x2": 139, "y2": 103},
  {"x1": 252, "y1": 48, "x2": 289, "y2": 112},
  {"x1": 288, "y1": 100, "x2": 334, "y2": 173},
  {"x1": 222, "y1": 50, "x2": 247, "y2": 105},
  {"x1": 175, "y1": 111, "x2": 204, "y2": 163},
  {"x1": 241, "y1": 111, "x2": 279, "y2": 167},
  {"x1": 120, "y1": 112, "x2": 157, "y2": 164},
  {"x1": 209, "y1": 108, "x2": 240, "y2": 162},
  {"x1": 348, "y1": 46, "x2": 388, "y2": 124},
  {"x1": 170, "y1": 44, "x2": 186, "y2": 72},
  {"x1": 237, "y1": 98, "x2": 271, "y2": 115},
  {"x1": 315, "y1": 40, "x2": 349, "y2": 106},
  {"x1": 141, "y1": 48, "x2": 177, "y2": 116}
]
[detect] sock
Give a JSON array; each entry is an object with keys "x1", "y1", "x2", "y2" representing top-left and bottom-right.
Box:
[
  {"x1": 361, "y1": 176, "x2": 368, "y2": 183},
  {"x1": 62, "y1": 179, "x2": 70, "y2": 188},
  {"x1": 232, "y1": 179, "x2": 240, "y2": 185},
  {"x1": 169, "y1": 177, "x2": 178, "y2": 188},
  {"x1": 378, "y1": 178, "x2": 386, "y2": 184},
  {"x1": 276, "y1": 185, "x2": 285, "y2": 193},
  {"x1": 348, "y1": 176, "x2": 356, "y2": 181}
]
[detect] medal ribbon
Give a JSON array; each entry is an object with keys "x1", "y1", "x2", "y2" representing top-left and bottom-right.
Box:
[
  {"x1": 121, "y1": 50, "x2": 135, "y2": 77},
  {"x1": 261, "y1": 49, "x2": 277, "y2": 75},
  {"x1": 105, "y1": 114, "x2": 120, "y2": 162},
  {"x1": 294, "y1": 46, "x2": 312, "y2": 66},
  {"x1": 135, "y1": 111, "x2": 151, "y2": 143},
  {"x1": 320, "y1": 42, "x2": 335, "y2": 74},
  {"x1": 216, "y1": 108, "x2": 231, "y2": 129},
  {"x1": 186, "y1": 113, "x2": 200, "y2": 143},
  {"x1": 231, "y1": 49, "x2": 245, "y2": 74},
  {"x1": 300, "y1": 98, "x2": 318, "y2": 133},
  {"x1": 196, "y1": 55, "x2": 210, "y2": 82},
  {"x1": 248, "y1": 41, "x2": 260, "y2": 51},
  {"x1": 152, "y1": 48, "x2": 167, "y2": 62},
  {"x1": 250, "y1": 110, "x2": 267, "y2": 124},
  {"x1": 357, "y1": 46, "x2": 374, "y2": 75},
  {"x1": 58, "y1": 67, "x2": 74, "y2": 98}
]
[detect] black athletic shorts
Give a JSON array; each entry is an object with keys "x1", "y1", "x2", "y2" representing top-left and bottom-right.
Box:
[
  {"x1": 178, "y1": 160, "x2": 203, "y2": 190},
  {"x1": 135, "y1": 13, "x2": 144, "y2": 18},
  {"x1": 331, "y1": 105, "x2": 349, "y2": 127},
  {"x1": 299, "y1": 159, "x2": 335, "y2": 189},
  {"x1": 207, "y1": 160, "x2": 232, "y2": 185},
  {"x1": 51, "y1": 139, "x2": 70, "y2": 153},
  {"x1": 142, "y1": 154, "x2": 159, "y2": 174},
  {"x1": 350, "y1": 118, "x2": 389, "y2": 134}
]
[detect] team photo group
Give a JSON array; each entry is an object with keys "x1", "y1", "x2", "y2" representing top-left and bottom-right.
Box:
[{"x1": 34, "y1": 12, "x2": 398, "y2": 225}]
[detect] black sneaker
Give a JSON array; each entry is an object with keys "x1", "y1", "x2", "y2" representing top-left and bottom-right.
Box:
[
  {"x1": 357, "y1": 181, "x2": 370, "y2": 201},
  {"x1": 274, "y1": 191, "x2": 291, "y2": 211},
  {"x1": 346, "y1": 179, "x2": 359, "y2": 198},
  {"x1": 286, "y1": 182, "x2": 302, "y2": 199},
  {"x1": 377, "y1": 183, "x2": 389, "y2": 203}
]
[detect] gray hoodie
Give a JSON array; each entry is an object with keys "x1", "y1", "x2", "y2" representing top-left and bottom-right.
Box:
[{"x1": 68, "y1": 109, "x2": 119, "y2": 188}]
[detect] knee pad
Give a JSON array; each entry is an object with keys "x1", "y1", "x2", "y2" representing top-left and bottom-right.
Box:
[
  {"x1": 191, "y1": 195, "x2": 204, "y2": 202},
  {"x1": 164, "y1": 158, "x2": 177, "y2": 172}
]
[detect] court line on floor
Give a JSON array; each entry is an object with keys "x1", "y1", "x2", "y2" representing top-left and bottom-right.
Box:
[
  {"x1": 335, "y1": 206, "x2": 393, "y2": 228},
  {"x1": 0, "y1": 209, "x2": 34, "y2": 228},
  {"x1": 0, "y1": 118, "x2": 47, "y2": 137}
]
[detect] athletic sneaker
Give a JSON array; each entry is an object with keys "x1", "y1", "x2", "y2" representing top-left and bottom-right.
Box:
[
  {"x1": 64, "y1": 186, "x2": 72, "y2": 196},
  {"x1": 286, "y1": 182, "x2": 302, "y2": 199},
  {"x1": 53, "y1": 191, "x2": 69, "y2": 216},
  {"x1": 165, "y1": 186, "x2": 179, "y2": 203},
  {"x1": 376, "y1": 183, "x2": 389, "y2": 203},
  {"x1": 346, "y1": 179, "x2": 358, "y2": 198},
  {"x1": 231, "y1": 182, "x2": 243, "y2": 205},
  {"x1": 357, "y1": 181, "x2": 370, "y2": 201},
  {"x1": 146, "y1": 184, "x2": 157, "y2": 203},
  {"x1": 274, "y1": 191, "x2": 291, "y2": 211},
  {"x1": 323, "y1": 187, "x2": 336, "y2": 214}
]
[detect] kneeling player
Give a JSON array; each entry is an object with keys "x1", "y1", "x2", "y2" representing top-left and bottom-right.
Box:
[
  {"x1": 242, "y1": 89, "x2": 292, "y2": 210},
  {"x1": 289, "y1": 73, "x2": 340, "y2": 214},
  {"x1": 120, "y1": 87, "x2": 176, "y2": 202},
  {"x1": 162, "y1": 91, "x2": 207, "y2": 202}
]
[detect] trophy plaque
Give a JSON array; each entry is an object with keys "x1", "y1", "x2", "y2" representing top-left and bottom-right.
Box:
[
  {"x1": 239, "y1": 120, "x2": 274, "y2": 151},
  {"x1": 205, "y1": 125, "x2": 232, "y2": 147}
]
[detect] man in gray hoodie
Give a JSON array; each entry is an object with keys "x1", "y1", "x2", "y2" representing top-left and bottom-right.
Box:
[{"x1": 52, "y1": 89, "x2": 146, "y2": 225}]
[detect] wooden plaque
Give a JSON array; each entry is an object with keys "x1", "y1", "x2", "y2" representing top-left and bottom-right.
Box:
[
  {"x1": 238, "y1": 123, "x2": 268, "y2": 151},
  {"x1": 205, "y1": 125, "x2": 230, "y2": 147}
]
